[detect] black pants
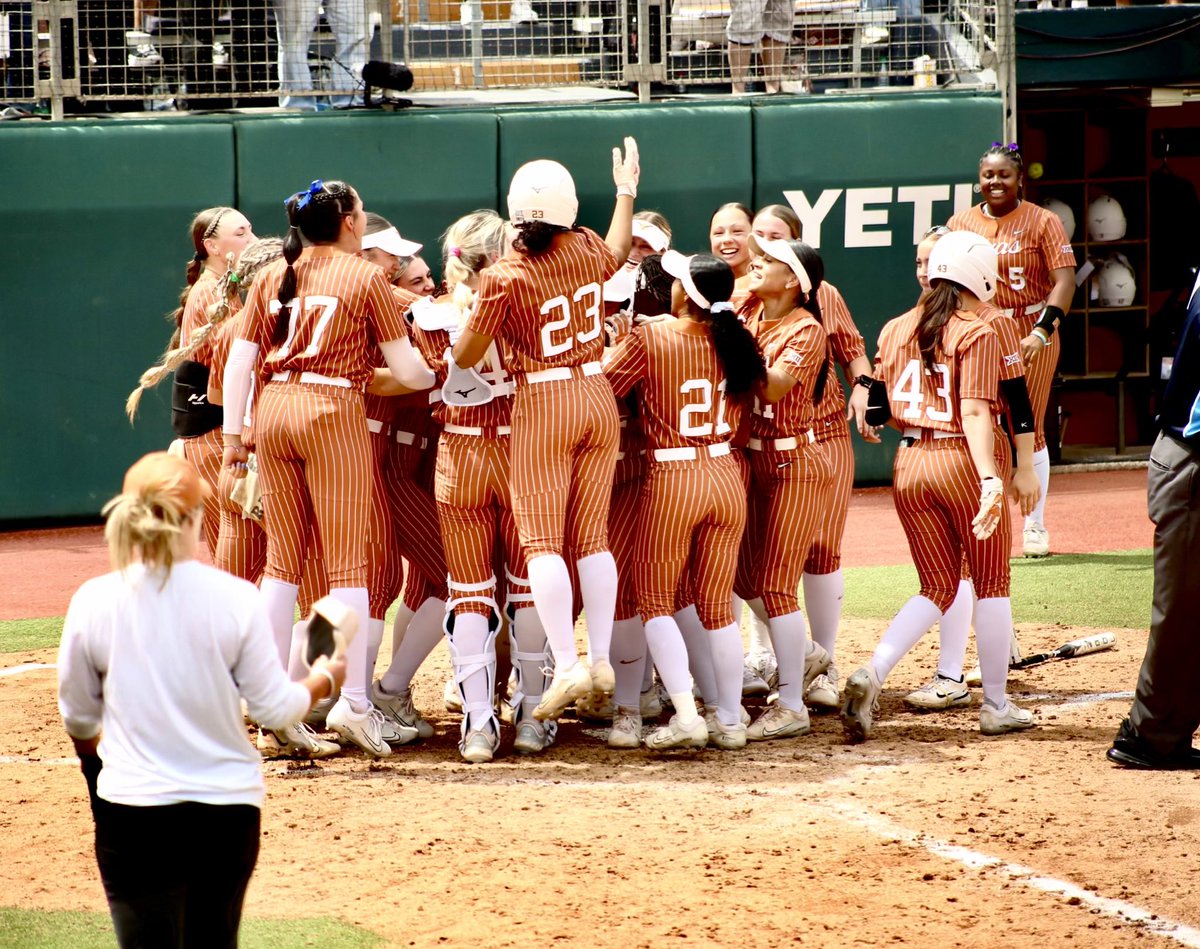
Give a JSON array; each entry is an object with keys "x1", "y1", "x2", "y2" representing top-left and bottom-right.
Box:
[{"x1": 92, "y1": 797, "x2": 261, "y2": 949}]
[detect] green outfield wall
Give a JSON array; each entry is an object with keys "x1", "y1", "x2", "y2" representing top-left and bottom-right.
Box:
[{"x1": 0, "y1": 91, "x2": 1000, "y2": 520}]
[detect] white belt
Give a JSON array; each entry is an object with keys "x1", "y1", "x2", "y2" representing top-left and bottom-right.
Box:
[
  {"x1": 901, "y1": 427, "x2": 964, "y2": 442},
  {"x1": 443, "y1": 423, "x2": 512, "y2": 437},
  {"x1": 271, "y1": 371, "x2": 352, "y2": 388},
  {"x1": 1000, "y1": 301, "x2": 1046, "y2": 318},
  {"x1": 747, "y1": 431, "x2": 815, "y2": 451},
  {"x1": 394, "y1": 430, "x2": 428, "y2": 449},
  {"x1": 367, "y1": 418, "x2": 385, "y2": 435},
  {"x1": 523, "y1": 361, "x2": 604, "y2": 384},
  {"x1": 653, "y1": 442, "x2": 731, "y2": 462}
]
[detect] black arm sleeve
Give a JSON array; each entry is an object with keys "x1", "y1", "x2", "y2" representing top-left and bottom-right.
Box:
[
  {"x1": 864, "y1": 379, "x2": 892, "y2": 427},
  {"x1": 999, "y1": 376, "x2": 1035, "y2": 436}
]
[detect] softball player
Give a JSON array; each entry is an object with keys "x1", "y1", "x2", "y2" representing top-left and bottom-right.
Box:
[
  {"x1": 445, "y1": 140, "x2": 640, "y2": 722},
  {"x1": 742, "y1": 206, "x2": 875, "y2": 711},
  {"x1": 605, "y1": 251, "x2": 764, "y2": 750},
  {"x1": 736, "y1": 237, "x2": 835, "y2": 741},
  {"x1": 710, "y1": 203, "x2": 754, "y2": 309},
  {"x1": 905, "y1": 226, "x2": 1041, "y2": 709},
  {"x1": 126, "y1": 206, "x2": 257, "y2": 556},
  {"x1": 221, "y1": 179, "x2": 435, "y2": 758},
  {"x1": 841, "y1": 231, "x2": 1035, "y2": 740},
  {"x1": 947, "y1": 142, "x2": 1076, "y2": 557},
  {"x1": 602, "y1": 210, "x2": 671, "y2": 311},
  {"x1": 408, "y1": 210, "x2": 555, "y2": 762}
]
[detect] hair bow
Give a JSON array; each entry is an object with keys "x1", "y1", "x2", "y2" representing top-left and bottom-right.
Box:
[
  {"x1": 449, "y1": 246, "x2": 462, "y2": 258},
  {"x1": 286, "y1": 179, "x2": 325, "y2": 210},
  {"x1": 991, "y1": 141, "x2": 1019, "y2": 153}
]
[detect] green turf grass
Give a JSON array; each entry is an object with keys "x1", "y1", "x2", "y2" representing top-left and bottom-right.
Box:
[
  {"x1": 842, "y1": 549, "x2": 1152, "y2": 630},
  {"x1": 0, "y1": 907, "x2": 383, "y2": 949},
  {"x1": 0, "y1": 617, "x2": 63, "y2": 653}
]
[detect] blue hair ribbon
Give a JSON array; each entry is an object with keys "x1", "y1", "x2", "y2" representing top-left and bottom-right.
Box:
[
  {"x1": 285, "y1": 179, "x2": 325, "y2": 210},
  {"x1": 991, "y1": 141, "x2": 1019, "y2": 153}
]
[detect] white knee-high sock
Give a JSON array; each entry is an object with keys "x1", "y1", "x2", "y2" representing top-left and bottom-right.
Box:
[
  {"x1": 448, "y1": 611, "x2": 494, "y2": 732},
  {"x1": 328, "y1": 587, "x2": 370, "y2": 711},
  {"x1": 802, "y1": 569, "x2": 844, "y2": 659},
  {"x1": 1026, "y1": 447, "x2": 1051, "y2": 529},
  {"x1": 287, "y1": 620, "x2": 309, "y2": 681},
  {"x1": 675, "y1": 605, "x2": 718, "y2": 706},
  {"x1": 973, "y1": 596, "x2": 1014, "y2": 709},
  {"x1": 389, "y1": 601, "x2": 417, "y2": 659},
  {"x1": 527, "y1": 554, "x2": 579, "y2": 670},
  {"x1": 260, "y1": 578, "x2": 300, "y2": 671},
  {"x1": 936, "y1": 579, "x2": 975, "y2": 681},
  {"x1": 380, "y1": 596, "x2": 445, "y2": 694},
  {"x1": 611, "y1": 617, "x2": 646, "y2": 709},
  {"x1": 641, "y1": 643, "x2": 655, "y2": 692},
  {"x1": 708, "y1": 622, "x2": 745, "y2": 728},
  {"x1": 577, "y1": 551, "x2": 617, "y2": 665},
  {"x1": 511, "y1": 605, "x2": 549, "y2": 717},
  {"x1": 745, "y1": 597, "x2": 773, "y2": 656},
  {"x1": 870, "y1": 595, "x2": 943, "y2": 684},
  {"x1": 365, "y1": 617, "x2": 386, "y2": 690},
  {"x1": 644, "y1": 615, "x2": 699, "y2": 725},
  {"x1": 767, "y1": 610, "x2": 810, "y2": 710}
]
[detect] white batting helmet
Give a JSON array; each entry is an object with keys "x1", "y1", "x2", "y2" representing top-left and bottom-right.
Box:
[
  {"x1": 507, "y1": 159, "x2": 578, "y2": 229},
  {"x1": 927, "y1": 230, "x2": 999, "y2": 303},
  {"x1": 1043, "y1": 198, "x2": 1076, "y2": 243},
  {"x1": 1087, "y1": 195, "x2": 1127, "y2": 242},
  {"x1": 1096, "y1": 255, "x2": 1136, "y2": 307}
]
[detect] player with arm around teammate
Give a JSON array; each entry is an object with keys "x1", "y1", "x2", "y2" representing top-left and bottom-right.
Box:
[
  {"x1": 444, "y1": 140, "x2": 640, "y2": 722},
  {"x1": 841, "y1": 230, "x2": 1036, "y2": 741},
  {"x1": 948, "y1": 142, "x2": 1075, "y2": 558},
  {"x1": 604, "y1": 252, "x2": 765, "y2": 750},
  {"x1": 221, "y1": 179, "x2": 435, "y2": 757}
]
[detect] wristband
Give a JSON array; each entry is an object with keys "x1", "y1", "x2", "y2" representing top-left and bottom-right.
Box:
[
  {"x1": 315, "y1": 666, "x2": 338, "y2": 697},
  {"x1": 1033, "y1": 304, "x2": 1064, "y2": 339},
  {"x1": 616, "y1": 185, "x2": 636, "y2": 198},
  {"x1": 852, "y1": 374, "x2": 874, "y2": 390},
  {"x1": 1031, "y1": 327, "x2": 1050, "y2": 345}
]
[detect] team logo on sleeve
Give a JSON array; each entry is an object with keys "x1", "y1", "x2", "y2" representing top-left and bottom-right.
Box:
[{"x1": 1004, "y1": 352, "x2": 1021, "y2": 367}]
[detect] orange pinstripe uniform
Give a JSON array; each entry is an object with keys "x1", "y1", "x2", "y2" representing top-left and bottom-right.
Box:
[
  {"x1": 179, "y1": 272, "x2": 229, "y2": 554},
  {"x1": 468, "y1": 228, "x2": 621, "y2": 559},
  {"x1": 947, "y1": 202, "x2": 1075, "y2": 452},
  {"x1": 874, "y1": 308, "x2": 1007, "y2": 611},
  {"x1": 608, "y1": 402, "x2": 646, "y2": 622},
  {"x1": 735, "y1": 306, "x2": 834, "y2": 618},
  {"x1": 238, "y1": 250, "x2": 409, "y2": 587},
  {"x1": 412, "y1": 297, "x2": 522, "y2": 618},
  {"x1": 605, "y1": 320, "x2": 747, "y2": 630}
]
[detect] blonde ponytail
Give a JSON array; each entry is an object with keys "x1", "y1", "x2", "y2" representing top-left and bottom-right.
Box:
[{"x1": 102, "y1": 491, "x2": 186, "y2": 576}]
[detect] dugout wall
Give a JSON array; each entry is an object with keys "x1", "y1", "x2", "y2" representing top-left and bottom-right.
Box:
[{"x1": 0, "y1": 91, "x2": 1000, "y2": 521}]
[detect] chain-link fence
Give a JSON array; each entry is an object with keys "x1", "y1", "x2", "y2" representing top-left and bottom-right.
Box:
[{"x1": 0, "y1": 0, "x2": 998, "y2": 117}]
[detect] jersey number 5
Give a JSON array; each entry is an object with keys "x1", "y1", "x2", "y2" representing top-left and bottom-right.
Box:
[
  {"x1": 679, "y1": 378, "x2": 731, "y2": 437},
  {"x1": 269, "y1": 295, "x2": 339, "y2": 360},
  {"x1": 540, "y1": 283, "x2": 602, "y2": 357},
  {"x1": 892, "y1": 359, "x2": 953, "y2": 422}
]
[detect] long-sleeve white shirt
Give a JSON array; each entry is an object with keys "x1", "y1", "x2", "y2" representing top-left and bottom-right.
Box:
[{"x1": 58, "y1": 561, "x2": 310, "y2": 808}]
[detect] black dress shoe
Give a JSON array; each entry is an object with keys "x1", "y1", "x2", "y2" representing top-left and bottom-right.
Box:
[{"x1": 1107, "y1": 737, "x2": 1200, "y2": 770}]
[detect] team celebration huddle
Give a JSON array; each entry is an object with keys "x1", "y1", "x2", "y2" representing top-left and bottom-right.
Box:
[{"x1": 94, "y1": 135, "x2": 1076, "y2": 768}]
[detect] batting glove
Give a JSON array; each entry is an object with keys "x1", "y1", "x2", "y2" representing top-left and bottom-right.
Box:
[
  {"x1": 613, "y1": 136, "x2": 640, "y2": 198},
  {"x1": 972, "y1": 476, "x2": 1005, "y2": 540}
]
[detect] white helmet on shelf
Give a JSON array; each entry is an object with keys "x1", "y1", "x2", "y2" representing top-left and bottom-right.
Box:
[
  {"x1": 927, "y1": 230, "x2": 999, "y2": 303},
  {"x1": 507, "y1": 159, "x2": 578, "y2": 229},
  {"x1": 1043, "y1": 198, "x2": 1076, "y2": 243},
  {"x1": 1087, "y1": 194, "x2": 1127, "y2": 242},
  {"x1": 1096, "y1": 254, "x2": 1136, "y2": 307}
]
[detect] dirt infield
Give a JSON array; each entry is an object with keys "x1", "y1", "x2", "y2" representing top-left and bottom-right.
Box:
[{"x1": 5, "y1": 467, "x2": 1190, "y2": 949}]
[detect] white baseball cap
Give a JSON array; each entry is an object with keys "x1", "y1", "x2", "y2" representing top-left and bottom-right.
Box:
[
  {"x1": 507, "y1": 159, "x2": 579, "y2": 229},
  {"x1": 749, "y1": 237, "x2": 812, "y2": 294},
  {"x1": 362, "y1": 226, "x2": 422, "y2": 258}
]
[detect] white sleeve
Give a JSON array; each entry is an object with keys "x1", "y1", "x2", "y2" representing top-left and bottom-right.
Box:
[
  {"x1": 233, "y1": 592, "x2": 311, "y2": 730},
  {"x1": 222, "y1": 338, "x2": 260, "y2": 436},
  {"x1": 380, "y1": 337, "x2": 436, "y2": 391},
  {"x1": 57, "y1": 590, "x2": 103, "y2": 741}
]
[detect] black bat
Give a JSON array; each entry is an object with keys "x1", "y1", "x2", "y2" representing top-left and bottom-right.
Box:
[{"x1": 1010, "y1": 632, "x2": 1116, "y2": 670}]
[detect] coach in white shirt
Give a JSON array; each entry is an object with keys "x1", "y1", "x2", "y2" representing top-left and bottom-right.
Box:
[{"x1": 58, "y1": 452, "x2": 347, "y2": 949}]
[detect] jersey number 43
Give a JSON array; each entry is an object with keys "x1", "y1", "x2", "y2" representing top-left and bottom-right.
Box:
[{"x1": 892, "y1": 359, "x2": 953, "y2": 422}]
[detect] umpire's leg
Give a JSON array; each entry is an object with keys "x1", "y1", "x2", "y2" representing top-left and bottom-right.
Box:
[{"x1": 1127, "y1": 432, "x2": 1200, "y2": 756}]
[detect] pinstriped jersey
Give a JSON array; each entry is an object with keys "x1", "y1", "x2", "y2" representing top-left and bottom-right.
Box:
[
  {"x1": 182, "y1": 272, "x2": 242, "y2": 397},
  {"x1": 363, "y1": 285, "x2": 422, "y2": 426},
  {"x1": 874, "y1": 308, "x2": 1000, "y2": 433},
  {"x1": 749, "y1": 307, "x2": 826, "y2": 438},
  {"x1": 976, "y1": 303, "x2": 1024, "y2": 384},
  {"x1": 947, "y1": 202, "x2": 1075, "y2": 310},
  {"x1": 410, "y1": 295, "x2": 514, "y2": 428},
  {"x1": 603, "y1": 318, "x2": 744, "y2": 451},
  {"x1": 468, "y1": 228, "x2": 620, "y2": 373},
  {"x1": 239, "y1": 249, "x2": 410, "y2": 390},
  {"x1": 815, "y1": 281, "x2": 864, "y2": 421}
]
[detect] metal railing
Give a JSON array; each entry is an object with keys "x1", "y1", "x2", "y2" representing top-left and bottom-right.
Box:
[{"x1": 0, "y1": 0, "x2": 999, "y2": 119}]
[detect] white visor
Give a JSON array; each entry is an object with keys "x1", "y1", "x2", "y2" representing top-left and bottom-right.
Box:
[
  {"x1": 362, "y1": 226, "x2": 422, "y2": 258},
  {"x1": 631, "y1": 219, "x2": 670, "y2": 253},
  {"x1": 752, "y1": 237, "x2": 812, "y2": 294},
  {"x1": 661, "y1": 250, "x2": 710, "y2": 310}
]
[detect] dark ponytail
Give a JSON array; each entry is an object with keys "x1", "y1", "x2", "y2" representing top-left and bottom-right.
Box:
[
  {"x1": 790, "y1": 241, "x2": 829, "y2": 406},
  {"x1": 684, "y1": 254, "x2": 765, "y2": 399},
  {"x1": 632, "y1": 254, "x2": 672, "y2": 316},
  {"x1": 513, "y1": 220, "x2": 566, "y2": 256},
  {"x1": 274, "y1": 180, "x2": 357, "y2": 346},
  {"x1": 914, "y1": 281, "x2": 960, "y2": 375}
]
